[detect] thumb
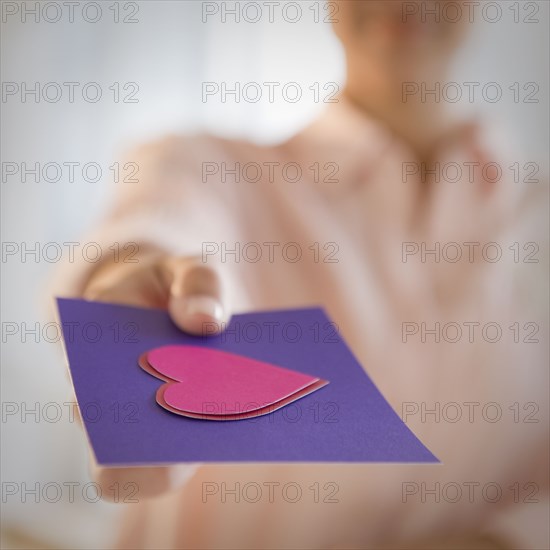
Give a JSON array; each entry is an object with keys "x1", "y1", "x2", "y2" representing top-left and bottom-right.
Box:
[{"x1": 161, "y1": 256, "x2": 228, "y2": 335}]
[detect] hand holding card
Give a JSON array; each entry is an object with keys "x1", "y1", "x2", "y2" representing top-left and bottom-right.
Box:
[
  {"x1": 74, "y1": 253, "x2": 228, "y2": 497},
  {"x1": 83, "y1": 253, "x2": 228, "y2": 335}
]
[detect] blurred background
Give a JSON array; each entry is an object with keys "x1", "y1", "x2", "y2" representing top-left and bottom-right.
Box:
[{"x1": 1, "y1": 1, "x2": 548, "y2": 548}]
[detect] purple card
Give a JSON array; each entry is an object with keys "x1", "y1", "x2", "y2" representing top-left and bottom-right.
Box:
[{"x1": 57, "y1": 298, "x2": 438, "y2": 465}]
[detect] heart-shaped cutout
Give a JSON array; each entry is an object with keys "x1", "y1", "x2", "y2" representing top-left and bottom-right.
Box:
[{"x1": 139, "y1": 346, "x2": 328, "y2": 420}]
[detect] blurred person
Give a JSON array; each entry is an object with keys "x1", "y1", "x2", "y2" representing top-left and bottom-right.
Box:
[{"x1": 55, "y1": 1, "x2": 549, "y2": 548}]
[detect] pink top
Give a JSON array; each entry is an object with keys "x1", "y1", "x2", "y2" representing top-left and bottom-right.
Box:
[{"x1": 57, "y1": 99, "x2": 548, "y2": 549}]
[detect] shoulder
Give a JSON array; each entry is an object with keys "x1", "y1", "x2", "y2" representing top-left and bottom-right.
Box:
[{"x1": 122, "y1": 133, "x2": 282, "y2": 170}]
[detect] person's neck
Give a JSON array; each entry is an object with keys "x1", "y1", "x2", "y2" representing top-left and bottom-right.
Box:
[{"x1": 343, "y1": 59, "x2": 460, "y2": 164}]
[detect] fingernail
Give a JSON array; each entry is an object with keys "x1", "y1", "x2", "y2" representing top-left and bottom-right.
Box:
[
  {"x1": 170, "y1": 294, "x2": 225, "y2": 335},
  {"x1": 182, "y1": 295, "x2": 224, "y2": 321}
]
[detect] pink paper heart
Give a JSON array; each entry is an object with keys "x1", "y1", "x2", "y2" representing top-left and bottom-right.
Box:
[{"x1": 139, "y1": 345, "x2": 328, "y2": 420}]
